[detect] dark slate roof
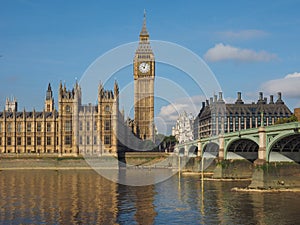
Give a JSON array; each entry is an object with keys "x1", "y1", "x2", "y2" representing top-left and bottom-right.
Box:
[{"x1": 197, "y1": 101, "x2": 292, "y2": 121}]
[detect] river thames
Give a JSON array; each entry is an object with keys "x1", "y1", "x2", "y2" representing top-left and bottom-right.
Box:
[{"x1": 1, "y1": 170, "x2": 300, "y2": 224}]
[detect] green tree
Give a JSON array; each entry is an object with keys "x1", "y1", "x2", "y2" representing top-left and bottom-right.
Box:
[{"x1": 275, "y1": 114, "x2": 298, "y2": 124}]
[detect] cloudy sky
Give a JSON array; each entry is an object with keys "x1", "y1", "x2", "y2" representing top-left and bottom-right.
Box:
[{"x1": 1, "y1": 0, "x2": 300, "y2": 133}]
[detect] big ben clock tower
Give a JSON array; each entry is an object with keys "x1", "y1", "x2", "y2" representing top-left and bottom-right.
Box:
[{"x1": 133, "y1": 11, "x2": 155, "y2": 141}]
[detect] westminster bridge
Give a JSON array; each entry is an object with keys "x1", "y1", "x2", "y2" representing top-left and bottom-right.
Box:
[{"x1": 175, "y1": 122, "x2": 300, "y2": 163}]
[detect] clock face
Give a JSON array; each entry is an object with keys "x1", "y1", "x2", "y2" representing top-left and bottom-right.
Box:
[{"x1": 139, "y1": 62, "x2": 150, "y2": 73}]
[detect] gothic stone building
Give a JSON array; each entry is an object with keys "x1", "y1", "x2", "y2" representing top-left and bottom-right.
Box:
[
  {"x1": 0, "y1": 14, "x2": 157, "y2": 155},
  {"x1": 172, "y1": 111, "x2": 194, "y2": 144},
  {"x1": 133, "y1": 12, "x2": 155, "y2": 141},
  {"x1": 194, "y1": 92, "x2": 292, "y2": 139},
  {"x1": 0, "y1": 81, "x2": 119, "y2": 155}
]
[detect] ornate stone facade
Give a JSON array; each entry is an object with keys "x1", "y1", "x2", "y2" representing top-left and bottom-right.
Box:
[
  {"x1": 172, "y1": 111, "x2": 194, "y2": 143},
  {"x1": 133, "y1": 12, "x2": 155, "y2": 141},
  {"x1": 0, "y1": 81, "x2": 119, "y2": 155},
  {"x1": 0, "y1": 14, "x2": 157, "y2": 155}
]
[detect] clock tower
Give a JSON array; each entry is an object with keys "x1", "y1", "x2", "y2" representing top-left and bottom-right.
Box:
[{"x1": 133, "y1": 11, "x2": 155, "y2": 141}]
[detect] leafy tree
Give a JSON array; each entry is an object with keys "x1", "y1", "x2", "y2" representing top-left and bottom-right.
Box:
[{"x1": 275, "y1": 114, "x2": 298, "y2": 124}]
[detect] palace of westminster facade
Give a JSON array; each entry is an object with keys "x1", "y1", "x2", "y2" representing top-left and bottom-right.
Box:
[{"x1": 0, "y1": 15, "x2": 155, "y2": 155}]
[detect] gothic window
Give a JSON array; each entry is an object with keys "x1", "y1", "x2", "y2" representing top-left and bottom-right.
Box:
[
  {"x1": 105, "y1": 105, "x2": 110, "y2": 112},
  {"x1": 105, "y1": 120, "x2": 111, "y2": 131},
  {"x1": 64, "y1": 136, "x2": 71, "y2": 145},
  {"x1": 94, "y1": 136, "x2": 97, "y2": 145},
  {"x1": 7, "y1": 137, "x2": 11, "y2": 146},
  {"x1": 27, "y1": 123, "x2": 31, "y2": 132},
  {"x1": 37, "y1": 122, "x2": 42, "y2": 132},
  {"x1": 17, "y1": 137, "x2": 21, "y2": 146},
  {"x1": 86, "y1": 122, "x2": 90, "y2": 131},
  {"x1": 47, "y1": 137, "x2": 51, "y2": 145},
  {"x1": 37, "y1": 137, "x2": 41, "y2": 146},
  {"x1": 17, "y1": 123, "x2": 22, "y2": 132},
  {"x1": 47, "y1": 123, "x2": 51, "y2": 132},
  {"x1": 104, "y1": 135, "x2": 111, "y2": 145},
  {"x1": 79, "y1": 122, "x2": 83, "y2": 131},
  {"x1": 27, "y1": 137, "x2": 31, "y2": 146},
  {"x1": 79, "y1": 136, "x2": 82, "y2": 145},
  {"x1": 86, "y1": 136, "x2": 90, "y2": 145},
  {"x1": 0, "y1": 122, "x2": 2, "y2": 132},
  {"x1": 0, "y1": 137, "x2": 2, "y2": 145},
  {"x1": 94, "y1": 121, "x2": 97, "y2": 131},
  {"x1": 7, "y1": 122, "x2": 12, "y2": 132},
  {"x1": 65, "y1": 121, "x2": 72, "y2": 132}
]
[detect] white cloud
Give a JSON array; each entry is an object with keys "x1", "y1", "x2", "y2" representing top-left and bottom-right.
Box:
[
  {"x1": 285, "y1": 72, "x2": 300, "y2": 79},
  {"x1": 156, "y1": 95, "x2": 206, "y2": 134},
  {"x1": 204, "y1": 43, "x2": 277, "y2": 62},
  {"x1": 217, "y1": 30, "x2": 268, "y2": 40},
  {"x1": 261, "y1": 72, "x2": 300, "y2": 98}
]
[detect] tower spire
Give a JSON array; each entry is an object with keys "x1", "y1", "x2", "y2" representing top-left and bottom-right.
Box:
[{"x1": 140, "y1": 9, "x2": 149, "y2": 37}]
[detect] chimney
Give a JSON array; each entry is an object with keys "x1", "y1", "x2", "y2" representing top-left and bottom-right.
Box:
[
  {"x1": 259, "y1": 92, "x2": 263, "y2": 100},
  {"x1": 202, "y1": 102, "x2": 205, "y2": 109},
  {"x1": 206, "y1": 99, "x2": 209, "y2": 106},
  {"x1": 276, "y1": 92, "x2": 284, "y2": 104},
  {"x1": 278, "y1": 92, "x2": 282, "y2": 100},
  {"x1": 210, "y1": 97, "x2": 213, "y2": 105},
  {"x1": 257, "y1": 92, "x2": 264, "y2": 104},
  {"x1": 270, "y1": 95, "x2": 274, "y2": 104},
  {"x1": 264, "y1": 97, "x2": 267, "y2": 104},
  {"x1": 235, "y1": 92, "x2": 244, "y2": 104},
  {"x1": 218, "y1": 92, "x2": 223, "y2": 100},
  {"x1": 237, "y1": 92, "x2": 241, "y2": 100},
  {"x1": 214, "y1": 95, "x2": 217, "y2": 102}
]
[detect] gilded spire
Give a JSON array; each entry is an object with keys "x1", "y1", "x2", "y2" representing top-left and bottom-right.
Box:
[{"x1": 140, "y1": 9, "x2": 149, "y2": 37}]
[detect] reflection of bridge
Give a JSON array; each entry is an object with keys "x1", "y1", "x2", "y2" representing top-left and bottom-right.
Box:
[{"x1": 175, "y1": 122, "x2": 300, "y2": 163}]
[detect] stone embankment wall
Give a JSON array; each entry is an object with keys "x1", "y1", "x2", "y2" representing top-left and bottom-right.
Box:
[{"x1": 249, "y1": 162, "x2": 300, "y2": 189}]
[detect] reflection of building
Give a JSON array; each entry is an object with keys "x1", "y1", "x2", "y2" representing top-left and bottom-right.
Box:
[
  {"x1": 0, "y1": 171, "x2": 119, "y2": 224},
  {"x1": 194, "y1": 92, "x2": 292, "y2": 139},
  {"x1": 0, "y1": 81, "x2": 119, "y2": 155},
  {"x1": 172, "y1": 111, "x2": 194, "y2": 143},
  {"x1": 133, "y1": 12, "x2": 155, "y2": 141}
]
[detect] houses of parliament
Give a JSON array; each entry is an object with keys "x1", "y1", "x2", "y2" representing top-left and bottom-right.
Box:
[{"x1": 0, "y1": 14, "x2": 155, "y2": 156}]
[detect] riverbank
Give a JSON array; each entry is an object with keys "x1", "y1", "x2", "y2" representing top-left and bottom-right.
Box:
[
  {"x1": 0, "y1": 152, "x2": 172, "y2": 170},
  {"x1": 0, "y1": 156, "x2": 115, "y2": 170},
  {"x1": 232, "y1": 187, "x2": 300, "y2": 192}
]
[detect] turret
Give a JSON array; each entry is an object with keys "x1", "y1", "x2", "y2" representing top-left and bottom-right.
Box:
[
  {"x1": 45, "y1": 83, "x2": 54, "y2": 112},
  {"x1": 5, "y1": 97, "x2": 17, "y2": 112}
]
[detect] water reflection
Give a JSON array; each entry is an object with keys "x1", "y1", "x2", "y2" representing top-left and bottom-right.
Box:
[{"x1": 1, "y1": 170, "x2": 300, "y2": 224}]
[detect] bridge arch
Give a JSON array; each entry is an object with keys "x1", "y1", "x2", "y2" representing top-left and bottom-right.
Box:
[
  {"x1": 226, "y1": 138, "x2": 258, "y2": 161},
  {"x1": 202, "y1": 142, "x2": 219, "y2": 158},
  {"x1": 188, "y1": 145, "x2": 198, "y2": 156},
  {"x1": 178, "y1": 147, "x2": 185, "y2": 156},
  {"x1": 267, "y1": 132, "x2": 300, "y2": 163}
]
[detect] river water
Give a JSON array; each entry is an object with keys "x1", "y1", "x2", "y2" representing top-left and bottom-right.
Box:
[{"x1": 0, "y1": 170, "x2": 300, "y2": 225}]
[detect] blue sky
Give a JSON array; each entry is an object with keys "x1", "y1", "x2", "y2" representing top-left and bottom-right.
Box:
[{"x1": 1, "y1": 0, "x2": 300, "y2": 131}]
